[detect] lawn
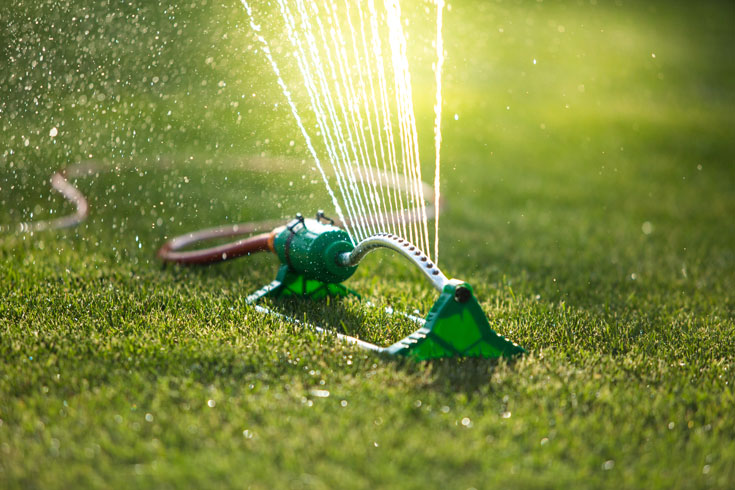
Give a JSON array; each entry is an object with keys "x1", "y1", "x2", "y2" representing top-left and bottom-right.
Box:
[{"x1": 1, "y1": 0, "x2": 734, "y2": 488}]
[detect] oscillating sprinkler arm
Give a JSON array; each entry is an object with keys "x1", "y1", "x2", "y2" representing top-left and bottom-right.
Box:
[{"x1": 335, "y1": 234, "x2": 450, "y2": 292}]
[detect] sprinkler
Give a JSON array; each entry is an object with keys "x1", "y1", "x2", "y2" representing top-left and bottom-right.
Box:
[{"x1": 159, "y1": 211, "x2": 526, "y2": 361}]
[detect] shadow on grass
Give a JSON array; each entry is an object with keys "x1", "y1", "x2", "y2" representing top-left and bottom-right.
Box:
[
  {"x1": 386, "y1": 354, "x2": 522, "y2": 397},
  {"x1": 267, "y1": 294, "x2": 420, "y2": 346}
]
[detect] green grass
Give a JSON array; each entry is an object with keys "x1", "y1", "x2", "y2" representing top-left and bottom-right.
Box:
[{"x1": 1, "y1": 0, "x2": 734, "y2": 488}]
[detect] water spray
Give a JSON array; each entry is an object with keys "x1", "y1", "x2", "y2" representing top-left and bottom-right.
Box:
[
  {"x1": 158, "y1": 211, "x2": 526, "y2": 362},
  {"x1": 201, "y1": 2, "x2": 528, "y2": 361}
]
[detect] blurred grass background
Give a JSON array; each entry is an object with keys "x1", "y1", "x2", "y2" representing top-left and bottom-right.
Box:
[{"x1": 1, "y1": 0, "x2": 734, "y2": 488}]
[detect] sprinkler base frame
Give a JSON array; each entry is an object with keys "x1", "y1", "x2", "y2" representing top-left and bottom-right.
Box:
[{"x1": 245, "y1": 246, "x2": 526, "y2": 361}]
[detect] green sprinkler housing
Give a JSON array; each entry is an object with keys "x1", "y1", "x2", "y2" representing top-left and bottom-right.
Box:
[{"x1": 272, "y1": 213, "x2": 357, "y2": 284}]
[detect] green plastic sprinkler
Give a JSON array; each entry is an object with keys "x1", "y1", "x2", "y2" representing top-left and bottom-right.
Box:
[{"x1": 240, "y1": 212, "x2": 526, "y2": 361}]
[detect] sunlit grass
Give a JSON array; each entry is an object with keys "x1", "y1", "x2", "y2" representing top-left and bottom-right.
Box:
[{"x1": 1, "y1": 0, "x2": 734, "y2": 488}]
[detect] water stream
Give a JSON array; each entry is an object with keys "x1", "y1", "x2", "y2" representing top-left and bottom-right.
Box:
[{"x1": 240, "y1": 0, "x2": 444, "y2": 262}]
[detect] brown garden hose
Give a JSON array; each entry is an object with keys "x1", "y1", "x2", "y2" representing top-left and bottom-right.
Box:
[
  {"x1": 156, "y1": 171, "x2": 441, "y2": 266},
  {"x1": 1, "y1": 163, "x2": 95, "y2": 234},
  {"x1": 5, "y1": 161, "x2": 443, "y2": 267},
  {"x1": 1, "y1": 161, "x2": 281, "y2": 264},
  {"x1": 156, "y1": 222, "x2": 279, "y2": 265}
]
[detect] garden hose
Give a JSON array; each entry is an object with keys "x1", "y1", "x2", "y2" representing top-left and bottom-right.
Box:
[
  {"x1": 155, "y1": 170, "x2": 439, "y2": 267},
  {"x1": 155, "y1": 222, "x2": 277, "y2": 265},
  {"x1": 0, "y1": 162, "x2": 96, "y2": 235}
]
